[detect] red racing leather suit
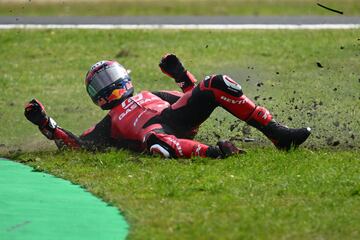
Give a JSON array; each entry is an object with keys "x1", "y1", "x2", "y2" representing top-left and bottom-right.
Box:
[{"x1": 43, "y1": 72, "x2": 272, "y2": 158}]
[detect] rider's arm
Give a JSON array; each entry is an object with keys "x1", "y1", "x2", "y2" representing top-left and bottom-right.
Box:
[
  {"x1": 24, "y1": 99, "x2": 113, "y2": 151},
  {"x1": 159, "y1": 54, "x2": 197, "y2": 93},
  {"x1": 57, "y1": 115, "x2": 114, "y2": 151}
]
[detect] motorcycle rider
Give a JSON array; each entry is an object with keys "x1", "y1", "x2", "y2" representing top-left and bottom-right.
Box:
[{"x1": 24, "y1": 54, "x2": 311, "y2": 158}]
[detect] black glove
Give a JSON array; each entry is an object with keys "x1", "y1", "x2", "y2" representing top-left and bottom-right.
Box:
[
  {"x1": 159, "y1": 53, "x2": 186, "y2": 80},
  {"x1": 159, "y1": 53, "x2": 197, "y2": 92},
  {"x1": 217, "y1": 140, "x2": 246, "y2": 158},
  {"x1": 25, "y1": 99, "x2": 58, "y2": 139},
  {"x1": 206, "y1": 140, "x2": 245, "y2": 158},
  {"x1": 24, "y1": 99, "x2": 48, "y2": 127}
]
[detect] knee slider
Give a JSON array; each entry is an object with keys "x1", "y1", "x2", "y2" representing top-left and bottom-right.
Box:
[
  {"x1": 210, "y1": 75, "x2": 243, "y2": 97},
  {"x1": 150, "y1": 144, "x2": 171, "y2": 158},
  {"x1": 145, "y1": 133, "x2": 177, "y2": 158}
]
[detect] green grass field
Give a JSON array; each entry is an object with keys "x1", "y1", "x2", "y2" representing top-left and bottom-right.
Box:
[
  {"x1": 0, "y1": 0, "x2": 359, "y2": 16},
  {"x1": 1, "y1": 29, "x2": 360, "y2": 239}
]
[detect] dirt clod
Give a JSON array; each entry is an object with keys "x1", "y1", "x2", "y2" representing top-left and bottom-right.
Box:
[
  {"x1": 242, "y1": 125, "x2": 251, "y2": 135},
  {"x1": 229, "y1": 123, "x2": 237, "y2": 132},
  {"x1": 115, "y1": 49, "x2": 137, "y2": 58},
  {"x1": 316, "y1": 62, "x2": 324, "y2": 68},
  {"x1": 256, "y1": 82, "x2": 264, "y2": 87}
]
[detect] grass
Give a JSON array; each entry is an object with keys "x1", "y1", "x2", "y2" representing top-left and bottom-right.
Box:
[
  {"x1": 13, "y1": 148, "x2": 360, "y2": 239},
  {"x1": 1, "y1": 29, "x2": 360, "y2": 239},
  {"x1": 0, "y1": 0, "x2": 359, "y2": 16}
]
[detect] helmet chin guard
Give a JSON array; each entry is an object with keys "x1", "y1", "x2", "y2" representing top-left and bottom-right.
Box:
[{"x1": 85, "y1": 61, "x2": 134, "y2": 110}]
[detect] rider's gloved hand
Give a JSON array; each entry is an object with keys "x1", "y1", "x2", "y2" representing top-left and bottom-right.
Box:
[
  {"x1": 24, "y1": 99, "x2": 57, "y2": 139},
  {"x1": 24, "y1": 99, "x2": 48, "y2": 127},
  {"x1": 159, "y1": 53, "x2": 196, "y2": 92},
  {"x1": 206, "y1": 140, "x2": 245, "y2": 158},
  {"x1": 159, "y1": 53, "x2": 186, "y2": 80},
  {"x1": 217, "y1": 140, "x2": 246, "y2": 158}
]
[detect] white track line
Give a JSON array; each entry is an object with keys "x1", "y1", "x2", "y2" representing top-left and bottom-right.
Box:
[{"x1": 0, "y1": 24, "x2": 359, "y2": 30}]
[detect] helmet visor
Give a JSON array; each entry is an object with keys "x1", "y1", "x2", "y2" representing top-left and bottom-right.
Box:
[{"x1": 87, "y1": 63, "x2": 129, "y2": 97}]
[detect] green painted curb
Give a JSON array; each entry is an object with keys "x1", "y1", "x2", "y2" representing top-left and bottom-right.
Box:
[{"x1": 0, "y1": 158, "x2": 128, "y2": 240}]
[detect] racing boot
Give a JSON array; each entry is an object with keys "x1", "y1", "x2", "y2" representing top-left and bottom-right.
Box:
[
  {"x1": 259, "y1": 120, "x2": 311, "y2": 150},
  {"x1": 246, "y1": 106, "x2": 311, "y2": 150}
]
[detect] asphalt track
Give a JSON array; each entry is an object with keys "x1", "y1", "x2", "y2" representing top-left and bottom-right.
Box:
[{"x1": 0, "y1": 16, "x2": 360, "y2": 29}]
